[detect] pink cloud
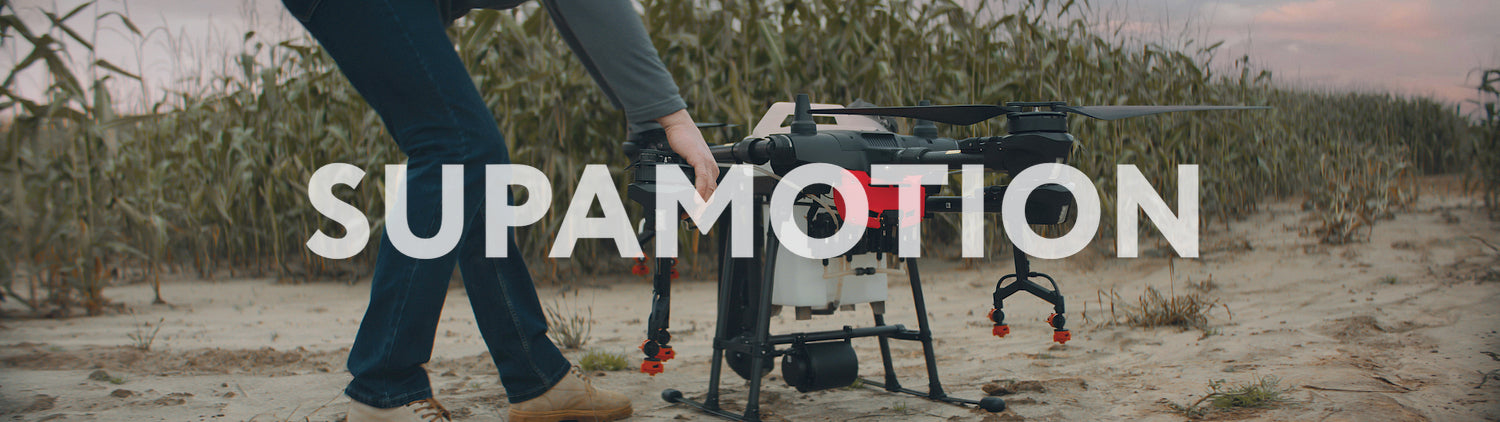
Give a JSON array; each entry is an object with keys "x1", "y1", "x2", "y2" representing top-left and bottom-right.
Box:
[{"x1": 1254, "y1": 0, "x2": 1441, "y2": 54}]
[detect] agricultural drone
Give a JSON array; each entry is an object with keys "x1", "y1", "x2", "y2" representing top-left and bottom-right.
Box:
[{"x1": 622, "y1": 94, "x2": 1266, "y2": 421}]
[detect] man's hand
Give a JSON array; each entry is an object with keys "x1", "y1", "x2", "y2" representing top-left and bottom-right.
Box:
[{"x1": 656, "y1": 109, "x2": 719, "y2": 198}]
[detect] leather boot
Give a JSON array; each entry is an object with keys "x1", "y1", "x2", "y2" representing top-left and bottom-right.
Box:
[{"x1": 509, "y1": 367, "x2": 633, "y2": 422}]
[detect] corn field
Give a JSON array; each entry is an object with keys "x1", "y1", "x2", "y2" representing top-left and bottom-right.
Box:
[
  {"x1": 1472, "y1": 69, "x2": 1500, "y2": 215},
  {"x1": 0, "y1": 0, "x2": 1489, "y2": 316}
]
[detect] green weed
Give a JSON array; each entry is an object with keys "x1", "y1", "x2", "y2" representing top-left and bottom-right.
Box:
[
  {"x1": 127, "y1": 317, "x2": 164, "y2": 351},
  {"x1": 1169, "y1": 376, "x2": 1293, "y2": 418},
  {"x1": 579, "y1": 349, "x2": 630, "y2": 371}
]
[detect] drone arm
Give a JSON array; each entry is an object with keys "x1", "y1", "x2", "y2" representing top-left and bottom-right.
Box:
[
  {"x1": 709, "y1": 135, "x2": 1006, "y2": 173},
  {"x1": 709, "y1": 135, "x2": 791, "y2": 165},
  {"x1": 892, "y1": 149, "x2": 989, "y2": 168},
  {"x1": 924, "y1": 186, "x2": 1007, "y2": 213}
]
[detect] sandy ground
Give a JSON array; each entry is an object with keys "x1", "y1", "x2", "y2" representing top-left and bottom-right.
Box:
[{"x1": 3, "y1": 190, "x2": 1499, "y2": 421}]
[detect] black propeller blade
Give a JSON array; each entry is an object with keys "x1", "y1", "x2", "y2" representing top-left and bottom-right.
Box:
[
  {"x1": 1054, "y1": 105, "x2": 1273, "y2": 120},
  {"x1": 810, "y1": 105, "x2": 1020, "y2": 126},
  {"x1": 810, "y1": 104, "x2": 1270, "y2": 125},
  {"x1": 693, "y1": 122, "x2": 737, "y2": 129}
]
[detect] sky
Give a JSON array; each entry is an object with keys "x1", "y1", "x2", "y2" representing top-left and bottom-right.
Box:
[
  {"x1": 1096, "y1": 0, "x2": 1500, "y2": 113},
  {"x1": 4, "y1": 0, "x2": 1498, "y2": 117}
]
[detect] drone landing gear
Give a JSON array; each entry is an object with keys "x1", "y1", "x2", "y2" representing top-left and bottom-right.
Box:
[
  {"x1": 989, "y1": 247, "x2": 1070, "y2": 344},
  {"x1": 639, "y1": 255, "x2": 677, "y2": 375},
  {"x1": 850, "y1": 259, "x2": 1007, "y2": 414},
  {"x1": 661, "y1": 226, "x2": 1004, "y2": 421}
]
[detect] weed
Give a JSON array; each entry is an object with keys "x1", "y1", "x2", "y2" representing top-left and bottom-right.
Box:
[
  {"x1": 1379, "y1": 275, "x2": 1400, "y2": 285},
  {"x1": 579, "y1": 349, "x2": 630, "y2": 371},
  {"x1": 544, "y1": 290, "x2": 592, "y2": 350},
  {"x1": 1187, "y1": 275, "x2": 1217, "y2": 292},
  {"x1": 127, "y1": 317, "x2": 164, "y2": 351},
  {"x1": 1100, "y1": 286, "x2": 1225, "y2": 331},
  {"x1": 890, "y1": 401, "x2": 911, "y2": 415},
  {"x1": 1169, "y1": 376, "x2": 1292, "y2": 418},
  {"x1": 846, "y1": 379, "x2": 865, "y2": 390}
]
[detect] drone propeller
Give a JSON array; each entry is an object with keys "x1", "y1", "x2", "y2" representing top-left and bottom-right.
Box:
[
  {"x1": 810, "y1": 105, "x2": 1020, "y2": 126},
  {"x1": 810, "y1": 103, "x2": 1269, "y2": 125},
  {"x1": 1054, "y1": 105, "x2": 1272, "y2": 120},
  {"x1": 693, "y1": 122, "x2": 736, "y2": 129}
]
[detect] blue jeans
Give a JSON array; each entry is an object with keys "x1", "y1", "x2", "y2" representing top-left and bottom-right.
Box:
[{"x1": 281, "y1": 0, "x2": 571, "y2": 408}]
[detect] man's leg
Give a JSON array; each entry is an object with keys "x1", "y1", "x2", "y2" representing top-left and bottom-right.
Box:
[
  {"x1": 281, "y1": 0, "x2": 568, "y2": 408},
  {"x1": 454, "y1": 215, "x2": 572, "y2": 403}
]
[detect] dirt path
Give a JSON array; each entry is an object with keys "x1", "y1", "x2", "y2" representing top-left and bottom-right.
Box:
[{"x1": 3, "y1": 193, "x2": 1498, "y2": 421}]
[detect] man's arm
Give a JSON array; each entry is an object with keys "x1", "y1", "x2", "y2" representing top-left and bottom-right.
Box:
[
  {"x1": 541, "y1": 0, "x2": 683, "y2": 125},
  {"x1": 541, "y1": 0, "x2": 716, "y2": 197}
]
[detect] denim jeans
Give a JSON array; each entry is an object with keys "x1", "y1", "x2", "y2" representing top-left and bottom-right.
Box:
[{"x1": 281, "y1": 0, "x2": 571, "y2": 408}]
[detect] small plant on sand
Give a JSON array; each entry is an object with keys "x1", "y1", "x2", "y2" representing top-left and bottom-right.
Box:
[
  {"x1": 579, "y1": 349, "x2": 629, "y2": 371},
  {"x1": 1379, "y1": 275, "x2": 1400, "y2": 285},
  {"x1": 89, "y1": 370, "x2": 125, "y2": 384},
  {"x1": 1098, "y1": 286, "x2": 1227, "y2": 331},
  {"x1": 1187, "y1": 275, "x2": 1217, "y2": 292},
  {"x1": 1088, "y1": 262, "x2": 1228, "y2": 332},
  {"x1": 544, "y1": 290, "x2": 592, "y2": 350},
  {"x1": 845, "y1": 379, "x2": 865, "y2": 390},
  {"x1": 890, "y1": 401, "x2": 912, "y2": 415},
  {"x1": 127, "y1": 317, "x2": 164, "y2": 351},
  {"x1": 1169, "y1": 376, "x2": 1292, "y2": 419}
]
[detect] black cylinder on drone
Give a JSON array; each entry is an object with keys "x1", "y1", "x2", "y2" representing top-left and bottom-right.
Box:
[{"x1": 781, "y1": 341, "x2": 859, "y2": 393}]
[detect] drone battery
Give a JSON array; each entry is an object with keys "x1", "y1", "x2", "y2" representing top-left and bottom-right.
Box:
[
  {"x1": 781, "y1": 341, "x2": 859, "y2": 392},
  {"x1": 1024, "y1": 183, "x2": 1074, "y2": 225}
]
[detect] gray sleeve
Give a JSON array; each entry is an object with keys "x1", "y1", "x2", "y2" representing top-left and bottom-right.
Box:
[{"x1": 541, "y1": 0, "x2": 687, "y2": 125}]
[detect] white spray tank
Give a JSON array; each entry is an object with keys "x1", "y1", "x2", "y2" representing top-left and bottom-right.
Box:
[{"x1": 746, "y1": 102, "x2": 897, "y2": 319}]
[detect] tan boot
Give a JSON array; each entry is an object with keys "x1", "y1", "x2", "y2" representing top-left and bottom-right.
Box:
[
  {"x1": 509, "y1": 367, "x2": 633, "y2": 422},
  {"x1": 347, "y1": 397, "x2": 452, "y2": 422}
]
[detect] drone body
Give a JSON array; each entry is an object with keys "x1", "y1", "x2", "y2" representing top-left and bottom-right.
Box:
[{"x1": 623, "y1": 94, "x2": 1266, "y2": 422}]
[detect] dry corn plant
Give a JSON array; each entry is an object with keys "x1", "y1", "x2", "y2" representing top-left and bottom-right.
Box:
[
  {"x1": 1469, "y1": 68, "x2": 1499, "y2": 218},
  {"x1": 1303, "y1": 143, "x2": 1419, "y2": 244}
]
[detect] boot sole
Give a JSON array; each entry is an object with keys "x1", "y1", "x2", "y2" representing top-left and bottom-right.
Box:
[{"x1": 509, "y1": 406, "x2": 632, "y2": 422}]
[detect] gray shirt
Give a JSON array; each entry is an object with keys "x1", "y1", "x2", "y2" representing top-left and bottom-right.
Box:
[{"x1": 444, "y1": 0, "x2": 687, "y2": 126}]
